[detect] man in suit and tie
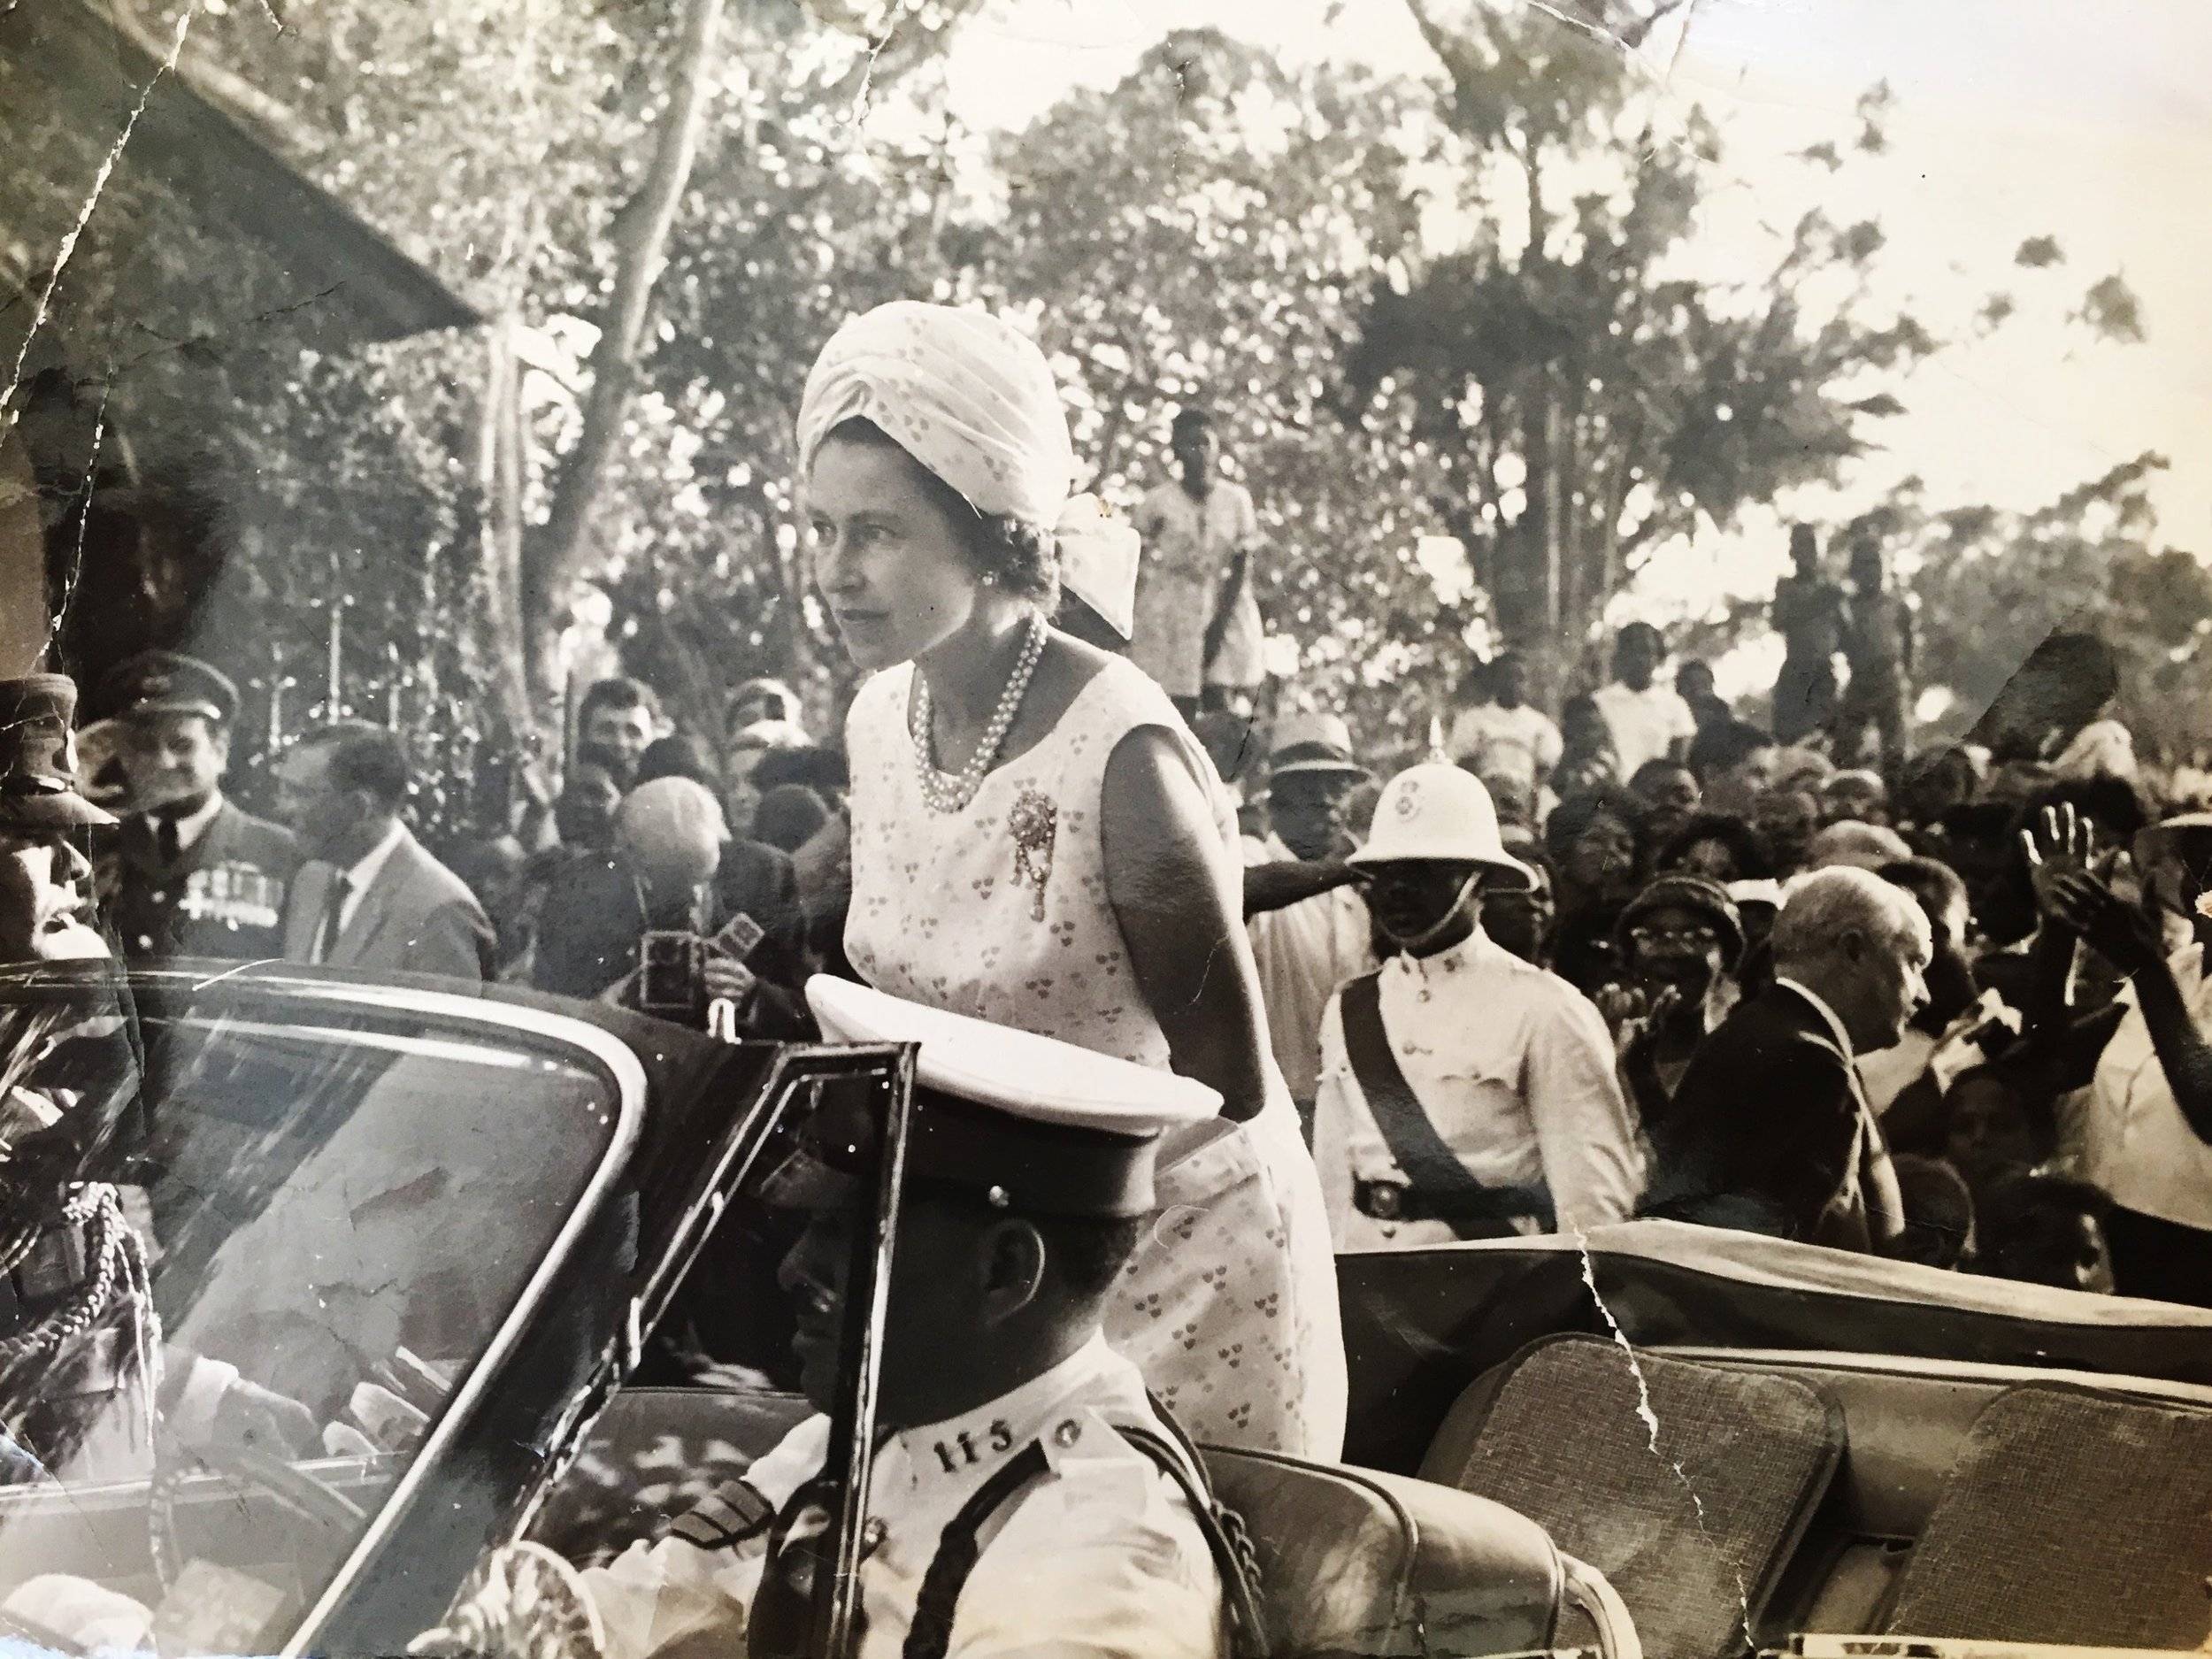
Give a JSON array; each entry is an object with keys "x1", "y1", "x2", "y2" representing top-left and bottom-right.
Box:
[
  {"x1": 276, "y1": 722, "x2": 493, "y2": 981},
  {"x1": 101, "y1": 652, "x2": 301, "y2": 962},
  {"x1": 1642, "y1": 866, "x2": 1932, "y2": 1253}
]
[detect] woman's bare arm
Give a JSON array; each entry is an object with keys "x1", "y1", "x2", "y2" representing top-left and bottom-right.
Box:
[{"x1": 1102, "y1": 725, "x2": 1270, "y2": 1122}]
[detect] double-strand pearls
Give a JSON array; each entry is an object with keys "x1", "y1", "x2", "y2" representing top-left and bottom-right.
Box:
[{"x1": 910, "y1": 611, "x2": 1048, "y2": 815}]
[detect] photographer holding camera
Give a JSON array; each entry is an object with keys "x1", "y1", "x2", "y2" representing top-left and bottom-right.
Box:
[{"x1": 532, "y1": 776, "x2": 806, "y2": 1036}]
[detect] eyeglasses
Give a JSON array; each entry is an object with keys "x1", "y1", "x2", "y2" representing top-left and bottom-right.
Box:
[{"x1": 1629, "y1": 925, "x2": 1722, "y2": 951}]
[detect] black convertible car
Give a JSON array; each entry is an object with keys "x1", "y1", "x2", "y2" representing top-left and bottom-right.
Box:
[{"x1": 4, "y1": 961, "x2": 2210, "y2": 1657}]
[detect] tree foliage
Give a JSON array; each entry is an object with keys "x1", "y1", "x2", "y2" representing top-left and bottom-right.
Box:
[
  {"x1": 1348, "y1": 0, "x2": 1940, "y2": 698},
  {"x1": 1902, "y1": 452, "x2": 2212, "y2": 758}
]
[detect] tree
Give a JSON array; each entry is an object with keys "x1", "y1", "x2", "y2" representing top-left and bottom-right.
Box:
[
  {"x1": 1345, "y1": 0, "x2": 1939, "y2": 700},
  {"x1": 19, "y1": 0, "x2": 984, "y2": 782},
  {"x1": 1900, "y1": 453, "x2": 2212, "y2": 759},
  {"x1": 956, "y1": 31, "x2": 1466, "y2": 750}
]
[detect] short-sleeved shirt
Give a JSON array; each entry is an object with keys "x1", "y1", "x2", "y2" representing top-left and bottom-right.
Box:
[
  {"x1": 2081, "y1": 942, "x2": 2212, "y2": 1229},
  {"x1": 1446, "y1": 703, "x2": 1563, "y2": 793},
  {"x1": 1242, "y1": 833, "x2": 1376, "y2": 1105},
  {"x1": 1132, "y1": 480, "x2": 1261, "y2": 699},
  {"x1": 1590, "y1": 681, "x2": 1697, "y2": 781},
  {"x1": 1310, "y1": 926, "x2": 1646, "y2": 1248},
  {"x1": 580, "y1": 1335, "x2": 1225, "y2": 1659}
]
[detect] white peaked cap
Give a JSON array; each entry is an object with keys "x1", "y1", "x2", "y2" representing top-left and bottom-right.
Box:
[{"x1": 806, "y1": 977, "x2": 1218, "y2": 1135}]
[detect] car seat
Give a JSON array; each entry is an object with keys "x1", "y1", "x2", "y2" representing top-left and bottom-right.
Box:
[
  {"x1": 1881, "y1": 1383, "x2": 2212, "y2": 1648},
  {"x1": 1421, "y1": 1334, "x2": 1845, "y2": 1658},
  {"x1": 1202, "y1": 1444, "x2": 1636, "y2": 1657}
]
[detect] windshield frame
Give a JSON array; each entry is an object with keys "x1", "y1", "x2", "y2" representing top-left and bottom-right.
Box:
[{"x1": 24, "y1": 967, "x2": 653, "y2": 1658}]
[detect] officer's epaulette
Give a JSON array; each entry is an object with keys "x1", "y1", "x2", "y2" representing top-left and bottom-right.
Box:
[{"x1": 664, "y1": 1479, "x2": 775, "y2": 1551}]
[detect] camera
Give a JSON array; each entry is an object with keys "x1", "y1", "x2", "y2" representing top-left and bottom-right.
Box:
[{"x1": 638, "y1": 930, "x2": 704, "y2": 1020}]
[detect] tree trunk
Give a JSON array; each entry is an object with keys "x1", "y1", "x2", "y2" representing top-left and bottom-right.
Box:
[
  {"x1": 518, "y1": 0, "x2": 725, "y2": 700},
  {"x1": 476, "y1": 319, "x2": 538, "y2": 748}
]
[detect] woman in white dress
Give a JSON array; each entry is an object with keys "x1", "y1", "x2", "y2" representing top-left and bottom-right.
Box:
[{"x1": 794, "y1": 301, "x2": 1346, "y2": 1457}]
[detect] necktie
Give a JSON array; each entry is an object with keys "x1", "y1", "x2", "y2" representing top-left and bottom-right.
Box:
[
  {"x1": 316, "y1": 873, "x2": 352, "y2": 964},
  {"x1": 155, "y1": 813, "x2": 181, "y2": 868}
]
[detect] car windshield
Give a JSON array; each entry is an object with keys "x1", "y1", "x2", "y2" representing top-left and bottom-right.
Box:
[{"x1": 0, "y1": 975, "x2": 627, "y2": 1657}]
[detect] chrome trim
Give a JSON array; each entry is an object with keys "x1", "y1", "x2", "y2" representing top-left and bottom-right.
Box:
[
  {"x1": 823, "y1": 1043, "x2": 916, "y2": 1658},
  {"x1": 88, "y1": 972, "x2": 651, "y2": 1658}
]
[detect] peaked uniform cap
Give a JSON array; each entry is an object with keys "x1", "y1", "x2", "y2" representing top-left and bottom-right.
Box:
[
  {"x1": 1348, "y1": 763, "x2": 1532, "y2": 887},
  {"x1": 793, "y1": 977, "x2": 1218, "y2": 1217},
  {"x1": 102, "y1": 650, "x2": 238, "y2": 726},
  {"x1": 0, "y1": 675, "x2": 115, "y2": 829}
]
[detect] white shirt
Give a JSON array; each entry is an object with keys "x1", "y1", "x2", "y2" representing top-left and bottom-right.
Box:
[
  {"x1": 2081, "y1": 942, "x2": 2212, "y2": 1228},
  {"x1": 323, "y1": 821, "x2": 405, "y2": 955},
  {"x1": 1311, "y1": 926, "x2": 1645, "y2": 1248},
  {"x1": 1242, "y1": 833, "x2": 1376, "y2": 1104},
  {"x1": 1445, "y1": 703, "x2": 1563, "y2": 792},
  {"x1": 581, "y1": 1334, "x2": 1225, "y2": 1659},
  {"x1": 1590, "y1": 680, "x2": 1697, "y2": 780}
]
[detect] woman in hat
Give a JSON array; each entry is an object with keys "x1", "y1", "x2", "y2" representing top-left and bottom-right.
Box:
[
  {"x1": 793, "y1": 301, "x2": 1343, "y2": 1456},
  {"x1": 1599, "y1": 873, "x2": 1745, "y2": 1140}
]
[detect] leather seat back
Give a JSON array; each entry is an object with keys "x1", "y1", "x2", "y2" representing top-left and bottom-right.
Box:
[
  {"x1": 1884, "y1": 1384, "x2": 2212, "y2": 1648},
  {"x1": 1202, "y1": 1445, "x2": 1562, "y2": 1658},
  {"x1": 1422, "y1": 1335, "x2": 1843, "y2": 1659}
]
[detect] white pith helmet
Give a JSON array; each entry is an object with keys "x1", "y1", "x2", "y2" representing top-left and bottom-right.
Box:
[{"x1": 1348, "y1": 763, "x2": 1533, "y2": 888}]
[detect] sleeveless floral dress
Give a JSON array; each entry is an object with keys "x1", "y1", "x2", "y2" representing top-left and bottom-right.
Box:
[{"x1": 844, "y1": 653, "x2": 1347, "y2": 1458}]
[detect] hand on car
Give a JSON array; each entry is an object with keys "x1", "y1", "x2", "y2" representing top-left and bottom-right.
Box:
[{"x1": 211, "y1": 1377, "x2": 321, "y2": 1460}]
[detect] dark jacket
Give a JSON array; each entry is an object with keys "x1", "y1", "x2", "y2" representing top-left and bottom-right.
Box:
[
  {"x1": 714, "y1": 836, "x2": 808, "y2": 995},
  {"x1": 1640, "y1": 981, "x2": 1901, "y2": 1252},
  {"x1": 109, "y1": 798, "x2": 303, "y2": 962},
  {"x1": 533, "y1": 847, "x2": 807, "y2": 1036}
]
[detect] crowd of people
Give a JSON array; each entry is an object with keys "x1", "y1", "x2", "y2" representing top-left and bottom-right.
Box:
[
  {"x1": 6, "y1": 292, "x2": 2212, "y2": 1655},
  {"x1": 51, "y1": 320, "x2": 2212, "y2": 1325}
]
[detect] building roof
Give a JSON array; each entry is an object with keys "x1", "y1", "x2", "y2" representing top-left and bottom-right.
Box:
[{"x1": 0, "y1": 0, "x2": 481, "y2": 347}]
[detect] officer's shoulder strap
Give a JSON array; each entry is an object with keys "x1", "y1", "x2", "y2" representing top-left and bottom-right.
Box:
[
  {"x1": 1110, "y1": 1421, "x2": 1271, "y2": 1659},
  {"x1": 898, "y1": 1399, "x2": 1271, "y2": 1659},
  {"x1": 1337, "y1": 968, "x2": 1490, "y2": 1202}
]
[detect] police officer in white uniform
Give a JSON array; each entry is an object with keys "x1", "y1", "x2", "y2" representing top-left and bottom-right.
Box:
[
  {"x1": 1312, "y1": 765, "x2": 1646, "y2": 1248},
  {"x1": 578, "y1": 977, "x2": 1252, "y2": 1659}
]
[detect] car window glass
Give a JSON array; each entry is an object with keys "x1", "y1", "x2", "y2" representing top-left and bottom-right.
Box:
[{"x1": 0, "y1": 981, "x2": 625, "y2": 1657}]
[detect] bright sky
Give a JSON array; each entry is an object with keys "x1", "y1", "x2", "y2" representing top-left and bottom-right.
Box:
[{"x1": 929, "y1": 0, "x2": 2212, "y2": 692}]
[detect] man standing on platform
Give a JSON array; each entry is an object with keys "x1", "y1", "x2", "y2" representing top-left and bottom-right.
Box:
[
  {"x1": 1132, "y1": 407, "x2": 1263, "y2": 721},
  {"x1": 102, "y1": 651, "x2": 300, "y2": 963},
  {"x1": 1836, "y1": 533, "x2": 1916, "y2": 774},
  {"x1": 1770, "y1": 525, "x2": 1847, "y2": 747},
  {"x1": 1591, "y1": 622, "x2": 1697, "y2": 783}
]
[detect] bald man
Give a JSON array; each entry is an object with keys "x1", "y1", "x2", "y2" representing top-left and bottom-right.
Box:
[
  {"x1": 533, "y1": 778, "x2": 802, "y2": 1033},
  {"x1": 1642, "y1": 867, "x2": 1932, "y2": 1252}
]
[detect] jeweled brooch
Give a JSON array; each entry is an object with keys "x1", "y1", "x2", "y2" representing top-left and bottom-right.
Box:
[{"x1": 1008, "y1": 787, "x2": 1059, "y2": 922}]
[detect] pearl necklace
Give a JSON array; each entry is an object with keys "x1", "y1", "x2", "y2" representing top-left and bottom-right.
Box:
[{"x1": 910, "y1": 613, "x2": 1048, "y2": 815}]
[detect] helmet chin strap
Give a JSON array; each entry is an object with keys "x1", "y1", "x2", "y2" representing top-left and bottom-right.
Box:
[{"x1": 1387, "y1": 871, "x2": 1484, "y2": 956}]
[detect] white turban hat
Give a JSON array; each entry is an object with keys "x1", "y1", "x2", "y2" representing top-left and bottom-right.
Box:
[
  {"x1": 796, "y1": 301, "x2": 1075, "y2": 529},
  {"x1": 795, "y1": 300, "x2": 1140, "y2": 634}
]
